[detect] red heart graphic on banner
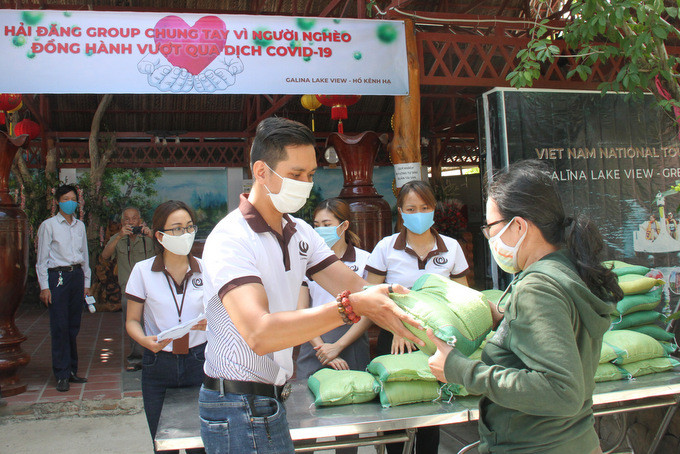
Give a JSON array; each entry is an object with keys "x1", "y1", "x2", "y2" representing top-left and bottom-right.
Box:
[{"x1": 154, "y1": 15, "x2": 227, "y2": 75}]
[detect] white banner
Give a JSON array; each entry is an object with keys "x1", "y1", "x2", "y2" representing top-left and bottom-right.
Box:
[{"x1": 0, "y1": 10, "x2": 408, "y2": 95}]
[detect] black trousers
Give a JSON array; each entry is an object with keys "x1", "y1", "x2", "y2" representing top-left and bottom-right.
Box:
[
  {"x1": 48, "y1": 267, "x2": 84, "y2": 380},
  {"x1": 377, "y1": 328, "x2": 440, "y2": 454}
]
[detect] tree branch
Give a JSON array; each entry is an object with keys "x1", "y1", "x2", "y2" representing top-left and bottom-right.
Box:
[{"x1": 88, "y1": 94, "x2": 113, "y2": 171}]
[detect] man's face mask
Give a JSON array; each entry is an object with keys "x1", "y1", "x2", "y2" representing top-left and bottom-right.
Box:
[{"x1": 264, "y1": 163, "x2": 314, "y2": 214}]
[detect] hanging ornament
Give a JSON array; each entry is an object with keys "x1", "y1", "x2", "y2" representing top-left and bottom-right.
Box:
[
  {"x1": 7, "y1": 100, "x2": 23, "y2": 114},
  {"x1": 0, "y1": 93, "x2": 22, "y2": 112},
  {"x1": 300, "y1": 94, "x2": 322, "y2": 132},
  {"x1": 14, "y1": 118, "x2": 41, "y2": 142},
  {"x1": 315, "y1": 95, "x2": 361, "y2": 134}
]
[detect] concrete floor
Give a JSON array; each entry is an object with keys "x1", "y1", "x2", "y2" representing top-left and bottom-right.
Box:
[{"x1": 1, "y1": 413, "x2": 154, "y2": 454}]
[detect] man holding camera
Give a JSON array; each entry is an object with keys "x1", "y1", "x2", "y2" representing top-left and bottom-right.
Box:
[{"x1": 102, "y1": 206, "x2": 154, "y2": 371}]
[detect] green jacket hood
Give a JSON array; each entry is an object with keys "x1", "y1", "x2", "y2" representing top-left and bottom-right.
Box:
[{"x1": 519, "y1": 250, "x2": 613, "y2": 339}]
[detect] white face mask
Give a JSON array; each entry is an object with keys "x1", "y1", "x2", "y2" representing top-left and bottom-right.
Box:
[
  {"x1": 159, "y1": 231, "x2": 195, "y2": 256},
  {"x1": 264, "y1": 163, "x2": 313, "y2": 214},
  {"x1": 488, "y1": 217, "x2": 527, "y2": 274}
]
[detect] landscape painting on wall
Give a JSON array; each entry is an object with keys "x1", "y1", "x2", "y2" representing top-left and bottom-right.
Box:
[{"x1": 151, "y1": 168, "x2": 229, "y2": 238}]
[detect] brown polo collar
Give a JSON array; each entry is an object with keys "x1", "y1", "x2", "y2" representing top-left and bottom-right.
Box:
[
  {"x1": 238, "y1": 193, "x2": 298, "y2": 271},
  {"x1": 394, "y1": 228, "x2": 449, "y2": 270},
  {"x1": 151, "y1": 253, "x2": 201, "y2": 292},
  {"x1": 339, "y1": 241, "x2": 357, "y2": 262}
]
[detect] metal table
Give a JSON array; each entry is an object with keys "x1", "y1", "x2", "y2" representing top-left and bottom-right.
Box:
[
  {"x1": 155, "y1": 380, "x2": 469, "y2": 452},
  {"x1": 154, "y1": 370, "x2": 680, "y2": 453}
]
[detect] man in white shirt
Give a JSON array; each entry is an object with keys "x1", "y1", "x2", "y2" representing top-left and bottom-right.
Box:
[
  {"x1": 36, "y1": 185, "x2": 91, "y2": 392},
  {"x1": 200, "y1": 117, "x2": 423, "y2": 453}
]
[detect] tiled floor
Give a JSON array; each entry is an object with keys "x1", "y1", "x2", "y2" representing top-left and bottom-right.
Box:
[{"x1": 3, "y1": 303, "x2": 142, "y2": 406}]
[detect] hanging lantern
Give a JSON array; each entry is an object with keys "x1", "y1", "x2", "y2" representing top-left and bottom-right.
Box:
[
  {"x1": 315, "y1": 95, "x2": 361, "y2": 134},
  {"x1": 14, "y1": 118, "x2": 41, "y2": 142},
  {"x1": 7, "y1": 100, "x2": 23, "y2": 113},
  {"x1": 300, "y1": 94, "x2": 322, "y2": 132},
  {"x1": 0, "y1": 112, "x2": 4, "y2": 125},
  {"x1": 0, "y1": 93, "x2": 22, "y2": 112}
]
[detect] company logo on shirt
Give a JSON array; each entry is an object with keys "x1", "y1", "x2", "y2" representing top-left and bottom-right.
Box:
[
  {"x1": 349, "y1": 264, "x2": 358, "y2": 272},
  {"x1": 433, "y1": 256, "x2": 448, "y2": 266},
  {"x1": 299, "y1": 240, "x2": 309, "y2": 257},
  {"x1": 192, "y1": 277, "x2": 203, "y2": 288}
]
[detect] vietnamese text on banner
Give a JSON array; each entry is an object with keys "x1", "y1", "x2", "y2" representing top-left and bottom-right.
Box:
[{"x1": 0, "y1": 10, "x2": 408, "y2": 95}]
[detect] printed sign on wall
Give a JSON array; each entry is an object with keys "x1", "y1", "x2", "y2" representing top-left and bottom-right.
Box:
[{"x1": 0, "y1": 10, "x2": 408, "y2": 94}]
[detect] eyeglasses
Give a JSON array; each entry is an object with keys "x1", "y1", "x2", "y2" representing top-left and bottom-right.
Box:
[
  {"x1": 161, "y1": 225, "x2": 198, "y2": 236},
  {"x1": 480, "y1": 219, "x2": 506, "y2": 239}
]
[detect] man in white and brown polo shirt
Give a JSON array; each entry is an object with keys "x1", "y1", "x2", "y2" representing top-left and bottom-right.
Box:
[{"x1": 200, "y1": 117, "x2": 423, "y2": 453}]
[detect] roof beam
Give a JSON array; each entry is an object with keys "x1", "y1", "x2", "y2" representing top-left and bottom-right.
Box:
[{"x1": 245, "y1": 95, "x2": 294, "y2": 133}]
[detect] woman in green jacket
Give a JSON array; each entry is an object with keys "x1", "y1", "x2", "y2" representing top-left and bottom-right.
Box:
[{"x1": 428, "y1": 160, "x2": 622, "y2": 454}]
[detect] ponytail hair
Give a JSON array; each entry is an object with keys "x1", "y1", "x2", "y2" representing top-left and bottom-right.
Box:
[
  {"x1": 314, "y1": 198, "x2": 361, "y2": 248},
  {"x1": 488, "y1": 160, "x2": 623, "y2": 302}
]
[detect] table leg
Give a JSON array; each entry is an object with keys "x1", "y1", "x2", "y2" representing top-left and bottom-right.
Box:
[
  {"x1": 401, "y1": 428, "x2": 416, "y2": 454},
  {"x1": 603, "y1": 413, "x2": 628, "y2": 454},
  {"x1": 647, "y1": 401, "x2": 680, "y2": 454}
]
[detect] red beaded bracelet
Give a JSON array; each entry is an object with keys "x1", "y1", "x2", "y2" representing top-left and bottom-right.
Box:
[{"x1": 336, "y1": 290, "x2": 361, "y2": 325}]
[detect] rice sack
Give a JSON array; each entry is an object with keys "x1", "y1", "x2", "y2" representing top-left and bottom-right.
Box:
[
  {"x1": 389, "y1": 273, "x2": 493, "y2": 356},
  {"x1": 307, "y1": 369, "x2": 380, "y2": 407},
  {"x1": 602, "y1": 260, "x2": 650, "y2": 277}
]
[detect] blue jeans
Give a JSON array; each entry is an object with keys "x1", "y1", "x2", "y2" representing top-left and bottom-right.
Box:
[
  {"x1": 142, "y1": 343, "x2": 206, "y2": 454},
  {"x1": 199, "y1": 386, "x2": 294, "y2": 454}
]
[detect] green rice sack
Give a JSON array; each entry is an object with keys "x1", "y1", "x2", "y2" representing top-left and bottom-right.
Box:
[
  {"x1": 659, "y1": 341, "x2": 678, "y2": 356},
  {"x1": 628, "y1": 324, "x2": 677, "y2": 343},
  {"x1": 389, "y1": 273, "x2": 493, "y2": 356},
  {"x1": 379, "y1": 380, "x2": 441, "y2": 408},
  {"x1": 610, "y1": 310, "x2": 665, "y2": 330},
  {"x1": 617, "y1": 274, "x2": 664, "y2": 295},
  {"x1": 601, "y1": 330, "x2": 666, "y2": 365},
  {"x1": 619, "y1": 357, "x2": 680, "y2": 378},
  {"x1": 481, "y1": 289, "x2": 507, "y2": 310},
  {"x1": 367, "y1": 351, "x2": 436, "y2": 382},
  {"x1": 602, "y1": 260, "x2": 650, "y2": 277},
  {"x1": 614, "y1": 288, "x2": 662, "y2": 316},
  {"x1": 307, "y1": 369, "x2": 380, "y2": 407},
  {"x1": 594, "y1": 362, "x2": 626, "y2": 383}
]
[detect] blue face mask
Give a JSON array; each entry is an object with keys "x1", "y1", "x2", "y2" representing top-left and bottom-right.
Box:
[
  {"x1": 315, "y1": 225, "x2": 342, "y2": 248},
  {"x1": 59, "y1": 200, "x2": 78, "y2": 215},
  {"x1": 402, "y1": 210, "x2": 435, "y2": 235}
]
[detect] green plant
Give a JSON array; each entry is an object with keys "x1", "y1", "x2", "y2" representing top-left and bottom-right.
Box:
[{"x1": 508, "y1": 0, "x2": 680, "y2": 113}]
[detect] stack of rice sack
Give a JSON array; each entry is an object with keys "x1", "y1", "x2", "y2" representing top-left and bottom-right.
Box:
[
  {"x1": 372, "y1": 274, "x2": 494, "y2": 404},
  {"x1": 367, "y1": 351, "x2": 444, "y2": 407},
  {"x1": 307, "y1": 274, "x2": 495, "y2": 407},
  {"x1": 605, "y1": 260, "x2": 675, "y2": 348},
  {"x1": 594, "y1": 260, "x2": 678, "y2": 382},
  {"x1": 596, "y1": 330, "x2": 679, "y2": 382}
]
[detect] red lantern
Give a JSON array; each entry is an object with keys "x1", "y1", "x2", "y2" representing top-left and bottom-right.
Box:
[
  {"x1": 0, "y1": 94, "x2": 22, "y2": 112},
  {"x1": 14, "y1": 118, "x2": 41, "y2": 141},
  {"x1": 0, "y1": 112, "x2": 4, "y2": 125},
  {"x1": 315, "y1": 95, "x2": 361, "y2": 134}
]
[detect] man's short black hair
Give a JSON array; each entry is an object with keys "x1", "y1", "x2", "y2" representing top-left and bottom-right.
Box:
[
  {"x1": 249, "y1": 117, "x2": 315, "y2": 170},
  {"x1": 54, "y1": 184, "x2": 78, "y2": 201}
]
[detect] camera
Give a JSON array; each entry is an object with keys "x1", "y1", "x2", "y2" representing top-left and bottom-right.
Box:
[{"x1": 131, "y1": 225, "x2": 144, "y2": 235}]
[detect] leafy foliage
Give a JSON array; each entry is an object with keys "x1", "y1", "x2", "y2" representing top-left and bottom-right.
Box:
[{"x1": 508, "y1": 0, "x2": 680, "y2": 111}]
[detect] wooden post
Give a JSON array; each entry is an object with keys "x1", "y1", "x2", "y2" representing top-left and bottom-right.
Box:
[{"x1": 389, "y1": 18, "x2": 421, "y2": 184}]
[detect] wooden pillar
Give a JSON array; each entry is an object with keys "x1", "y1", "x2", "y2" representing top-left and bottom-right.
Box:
[{"x1": 389, "y1": 18, "x2": 421, "y2": 185}]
